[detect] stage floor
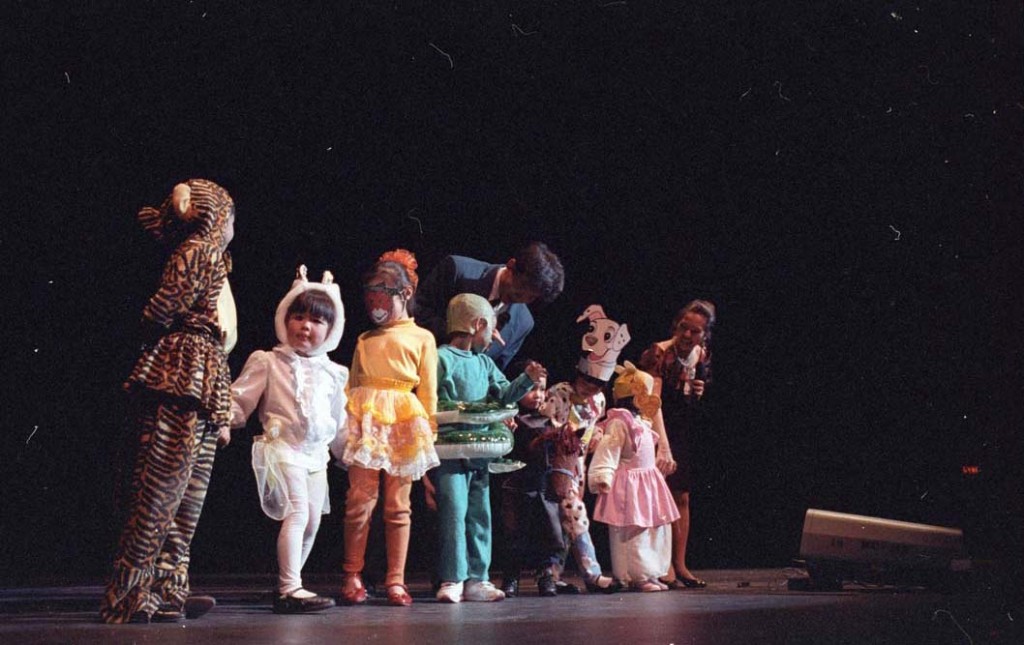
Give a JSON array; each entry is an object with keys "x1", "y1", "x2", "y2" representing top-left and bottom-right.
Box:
[{"x1": 1, "y1": 569, "x2": 1018, "y2": 644}]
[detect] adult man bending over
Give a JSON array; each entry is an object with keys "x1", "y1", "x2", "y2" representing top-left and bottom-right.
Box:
[{"x1": 413, "y1": 242, "x2": 564, "y2": 369}]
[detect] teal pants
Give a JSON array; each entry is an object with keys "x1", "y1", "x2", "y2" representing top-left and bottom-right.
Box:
[{"x1": 436, "y1": 458, "x2": 492, "y2": 583}]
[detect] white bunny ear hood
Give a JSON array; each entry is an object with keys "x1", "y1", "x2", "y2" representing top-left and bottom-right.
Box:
[{"x1": 274, "y1": 265, "x2": 345, "y2": 357}]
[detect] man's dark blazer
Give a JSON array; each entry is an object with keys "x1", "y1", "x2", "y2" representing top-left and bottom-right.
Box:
[{"x1": 412, "y1": 255, "x2": 533, "y2": 370}]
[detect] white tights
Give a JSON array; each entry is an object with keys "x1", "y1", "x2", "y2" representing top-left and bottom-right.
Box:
[{"x1": 277, "y1": 464, "x2": 328, "y2": 596}]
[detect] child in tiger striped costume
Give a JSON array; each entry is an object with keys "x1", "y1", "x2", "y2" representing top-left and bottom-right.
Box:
[{"x1": 100, "y1": 179, "x2": 237, "y2": 624}]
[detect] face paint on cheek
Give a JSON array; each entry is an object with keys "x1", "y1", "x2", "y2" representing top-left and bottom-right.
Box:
[{"x1": 364, "y1": 290, "x2": 394, "y2": 326}]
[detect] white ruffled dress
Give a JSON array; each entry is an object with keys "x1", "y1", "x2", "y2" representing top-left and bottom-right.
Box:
[{"x1": 231, "y1": 346, "x2": 348, "y2": 520}]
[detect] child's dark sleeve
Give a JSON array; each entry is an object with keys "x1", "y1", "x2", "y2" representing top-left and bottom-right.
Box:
[{"x1": 526, "y1": 423, "x2": 553, "y2": 454}]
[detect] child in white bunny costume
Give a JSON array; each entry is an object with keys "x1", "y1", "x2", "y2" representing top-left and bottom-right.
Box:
[{"x1": 230, "y1": 266, "x2": 348, "y2": 613}]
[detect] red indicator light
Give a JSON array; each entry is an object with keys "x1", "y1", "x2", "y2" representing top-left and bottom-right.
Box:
[{"x1": 961, "y1": 465, "x2": 981, "y2": 476}]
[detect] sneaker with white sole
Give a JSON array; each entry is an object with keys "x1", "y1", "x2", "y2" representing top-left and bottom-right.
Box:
[
  {"x1": 436, "y1": 581, "x2": 464, "y2": 603},
  {"x1": 463, "y1": 579, "x2": 505, "y2": 602}
]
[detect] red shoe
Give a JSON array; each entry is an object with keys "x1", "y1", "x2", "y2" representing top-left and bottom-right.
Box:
[
  {"x1": 386, "y1": 584, "x2": 413, "y2": 607},
  {"x1": 340, "y1": 573, "x2": 367, "y2": 605}
]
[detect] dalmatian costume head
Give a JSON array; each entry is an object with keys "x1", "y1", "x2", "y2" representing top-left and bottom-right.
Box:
[
  {"x1": 539, "y1": 382, "x2": 574, "y2": 427},
  {"x1": 576, "y1": 304, "x2": 631, "y2": 383}
]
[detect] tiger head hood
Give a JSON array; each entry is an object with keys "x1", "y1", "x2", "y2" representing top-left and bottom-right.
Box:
[{"x1": 136, "y1": 179, "x2": 235, "y2": 252}]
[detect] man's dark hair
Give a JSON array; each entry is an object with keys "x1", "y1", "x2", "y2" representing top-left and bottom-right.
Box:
[{"x1": 513, "y1": 242, "x2": 564, "y2": 304}]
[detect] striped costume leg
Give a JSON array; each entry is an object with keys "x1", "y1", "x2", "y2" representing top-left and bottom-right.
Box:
[
  {"x1": 152, "y1": 420, "x2": 219, "y2": 610},
  {"x1": 99, "y1": 400, "x2": 199, "y2": 624}
]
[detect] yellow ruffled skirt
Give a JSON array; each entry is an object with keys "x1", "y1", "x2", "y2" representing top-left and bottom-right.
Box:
[{"x1": 341, "y1": 386, "x2": 439, "y2": 480}]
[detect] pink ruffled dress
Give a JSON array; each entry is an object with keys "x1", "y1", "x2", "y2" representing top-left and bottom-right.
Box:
[
  {"x1": 591, "y1": 409, "x2": 680, "y2": 528},
  {"x1": 589, "y1": 408, "x2": 680, "y2": 586}
]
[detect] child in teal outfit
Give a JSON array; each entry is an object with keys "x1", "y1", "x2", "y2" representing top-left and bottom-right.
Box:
[{"x1": 432, "y1": 293, "x2": 547, "y2": 603}]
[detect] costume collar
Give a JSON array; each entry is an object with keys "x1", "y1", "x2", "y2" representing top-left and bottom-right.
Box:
[
  {"x1": 380, "y1": 317, "x2": 416, "y2": 329},
  {"x1": 272, "y1": 344, "x2": 329, "y2": 363}
]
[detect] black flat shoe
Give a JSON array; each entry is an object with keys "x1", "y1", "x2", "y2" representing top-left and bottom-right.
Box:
[
  {"x1": 584, "y1": 578, "x2": 623, "y2": 594},
  {"x1": 555, "y1": 580, "x2": 580, "y2": 595},
  {"x1": 273, "y1": 593, "x2": 336, "y2": 614},
  {"x1": 537, "y1": 574, "x2": 558, "y2": 597},
  {"x1": 679, "y1": 577, "x2": 707, "y2": 589},
  {"x1": 184, "y1": 595, "x2": 216, "y2": 619},
  {"x1": 501, "y1": 578, "x2": 520, "y2": 598}
]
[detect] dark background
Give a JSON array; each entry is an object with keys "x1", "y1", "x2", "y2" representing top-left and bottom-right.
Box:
[{"x1": 2, "y1": 1, "x2": 1021, "y2": 584}]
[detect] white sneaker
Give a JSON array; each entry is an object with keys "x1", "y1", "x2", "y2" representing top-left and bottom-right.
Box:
[
  {"x1": 463, "y1": 579, "x2": 505, "y2": 602},
  {"x1": 436, "y1": 581, "x2": 464, "y2": 603}
]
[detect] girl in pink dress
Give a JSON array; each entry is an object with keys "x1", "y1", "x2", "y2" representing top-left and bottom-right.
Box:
[{"x1": 588, "y1": 362, "x2": 680, "y2": 592}]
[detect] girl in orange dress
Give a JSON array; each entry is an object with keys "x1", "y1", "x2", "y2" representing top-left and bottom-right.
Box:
[{"x1": 335, "y1": 249, "x2": 439, "y2": 607}]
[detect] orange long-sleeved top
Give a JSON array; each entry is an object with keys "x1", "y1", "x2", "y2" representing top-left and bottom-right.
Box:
[{"x1": 348, "y1": 317, "x2": 438, "y2": 419}]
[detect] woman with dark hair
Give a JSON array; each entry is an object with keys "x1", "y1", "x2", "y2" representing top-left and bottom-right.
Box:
[{"x1": 639, "y1": 300, "x2": 715, "y2": 589}]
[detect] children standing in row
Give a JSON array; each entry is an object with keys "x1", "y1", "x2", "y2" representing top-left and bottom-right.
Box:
[
  {"x1": 536, "y1": 304, "x2": 636, "y2": 593},
  {"x1": 103, "y1": 182, "x2": 709, "y2": 624},
  {"x1": 432, "y1": 294, "x2": 546, "y2": 603},
  {"x1": 229, "y1": 266, "x2": 348, "y2": 613},
  {"x1": 217, "y1": 251, "x2": 696, "y2": 608}
]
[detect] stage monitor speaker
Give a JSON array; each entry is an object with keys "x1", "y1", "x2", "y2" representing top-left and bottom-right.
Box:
[{"x1": 797, "y1": 509, "x2": 965, "y2": 589}]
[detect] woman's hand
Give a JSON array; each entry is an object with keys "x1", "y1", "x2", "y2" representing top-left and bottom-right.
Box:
[{"x1": 690, "y1": 379, "x2": 705, "y2": 399}]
